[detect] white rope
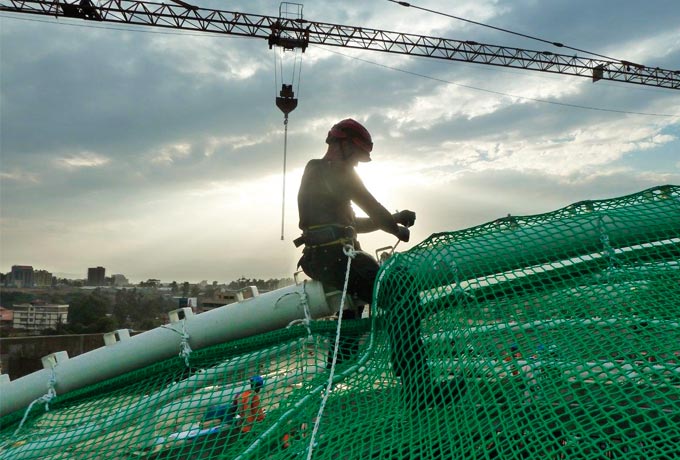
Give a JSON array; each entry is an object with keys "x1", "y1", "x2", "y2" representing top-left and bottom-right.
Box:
[
  {"x1": 179, "y1": 320, "x2": 193, "y2": 367},
  {"x1": 161, "y1": 321, "x2": 192, "y2": 367},
  {"x1": 285, "y1": 280, "x2": 313, "y2": 338},
  {"x1": 306, "y1": 244, "x2": 356, "y2": 460},
  {"x1": 13, "y1": 367, "x2": 57, "y2": 436}
]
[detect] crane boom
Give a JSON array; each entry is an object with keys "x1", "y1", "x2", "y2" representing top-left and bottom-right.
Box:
[{"x1": 1, "y1": 0, "x2": 678, "y2": 90}]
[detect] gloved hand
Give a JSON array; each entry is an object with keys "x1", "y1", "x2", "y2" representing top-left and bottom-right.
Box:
[
  {"x1": 394, "y1": 210, "x2": 416, "y2": 227},
  {"x1": 395, "y1": 225, "x2": 410, "y2": 242}
]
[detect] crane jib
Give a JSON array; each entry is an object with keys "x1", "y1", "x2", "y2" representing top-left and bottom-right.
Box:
[{"x1": 0, "y1": 0, "x2": 677, "y2": 89}]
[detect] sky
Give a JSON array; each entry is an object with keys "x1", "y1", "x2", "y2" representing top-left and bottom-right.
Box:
[{"x1": 1, "y1": 0, "x2": 679, "y2": 283}]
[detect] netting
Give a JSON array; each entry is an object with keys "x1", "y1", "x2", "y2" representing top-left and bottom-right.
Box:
[{"x1": 1, "y1": 184, "x2": 679, "y2": 460}]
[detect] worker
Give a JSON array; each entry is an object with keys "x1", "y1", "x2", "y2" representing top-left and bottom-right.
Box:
[
  {"x1": 238, "y1": 375, "x2": 266, "y2": 433},
  {"x1": 295, "y1": 118, "x2": 415, "y2": 365}
]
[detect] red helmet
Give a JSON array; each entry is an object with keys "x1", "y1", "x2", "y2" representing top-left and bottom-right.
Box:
[{"x1": 326, "y1": 118, "x2": 373, "y2": 161}]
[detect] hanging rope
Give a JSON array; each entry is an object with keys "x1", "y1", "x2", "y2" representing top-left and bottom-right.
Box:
[{"x1": 306, "y1": 243, "x2": 357, "y2": 460}]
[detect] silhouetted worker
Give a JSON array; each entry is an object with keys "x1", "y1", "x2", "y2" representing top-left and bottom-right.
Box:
[{"x1": 295, "y1": 118, "x2": 415, "y2": 366}]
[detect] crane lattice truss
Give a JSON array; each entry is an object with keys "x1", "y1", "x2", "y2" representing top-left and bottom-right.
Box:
[{"x1": 2, "y1": 0, "x2": 679, "y2": 90}]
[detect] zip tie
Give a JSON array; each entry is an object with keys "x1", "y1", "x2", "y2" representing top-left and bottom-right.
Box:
[
  {"x1": 306, "y1": 243, "x2": 356, "y2": 460},
  {"x1": 13, "y1": 367, "x2": 57, "y2": 437}
]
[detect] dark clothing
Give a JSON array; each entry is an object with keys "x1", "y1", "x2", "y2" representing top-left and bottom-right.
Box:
[
  {"x1": 299, "y1": 244, "x2": 379, "y2": 304},
  {"x1": 298, "y1": 159, "x2": 399, "y2": 238},
  {"x1": 297, "y1": 157, "x2": 398, "y2": 366},
  {"x1": 297, "y1": 158, "x2": 398, "y2": 304}
]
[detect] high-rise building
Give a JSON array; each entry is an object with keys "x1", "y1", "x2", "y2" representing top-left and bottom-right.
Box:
[
  {"x1": 111, "y1": 274, "x2": 129, "y2": 286},
  {"x1": 87, "y1": 266, "x2": 106, "y2": 286},
  {"x1": 34, "y1": 270, "x2": 53, "y2": 287},
  {"x1": 10, "y1": 265, "x2": 34, "y2": 288}
]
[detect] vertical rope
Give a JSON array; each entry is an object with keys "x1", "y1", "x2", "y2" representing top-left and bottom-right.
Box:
[
  {"x1": 273, "y1": 49, "x2": 279, "y2": 101},
  {"x1": 281, "y1": 114, "x2": 289, "y2": 240},
  {"x1": 598, "y1": 215, "x2": 618, "y2": 276},
  {"x1": 306, "y1": 244, "x2": 357, "y2": 460},
  {"x1": 160, "y1": 323, "x2": 192, "y2": 367},
  {"x1": 179, "y1": 319, "x2": 193, "y2": 368},
  {"x1": 284, "y1": 281, "x2": 313, "y2": 338}
]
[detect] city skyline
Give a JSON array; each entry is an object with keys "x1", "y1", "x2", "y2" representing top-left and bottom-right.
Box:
[
  {"x1": 1, "y1": 263, "x2": 289, "y2": 285},
  {"x1": 1, "y1": 0, "x2": 679, "y2": 282}
]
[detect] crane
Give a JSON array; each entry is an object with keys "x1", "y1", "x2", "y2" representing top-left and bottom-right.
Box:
[{"x1": 1, "y1": 0, "x2": 678, "y2": 90}]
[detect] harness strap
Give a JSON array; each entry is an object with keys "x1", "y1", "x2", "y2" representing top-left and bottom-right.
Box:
[{"x1": 293, "y1": 225, "x2": 356, "y2": 248}]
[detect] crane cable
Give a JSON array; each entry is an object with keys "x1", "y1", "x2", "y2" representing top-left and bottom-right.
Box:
[
  {"x1": 274, "y1": 45, "x2": 303, "y2": 240},
  {"x1": 281, "y1": 113, "x2": 289, "y2": 241},
  {"x1": 387, "y1": 0, "x2": 639, "y2": 65}
]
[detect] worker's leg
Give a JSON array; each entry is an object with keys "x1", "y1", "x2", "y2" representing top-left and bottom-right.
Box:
[{"x1": 300, "y1": 246, "x2": 376, "y2": 366}]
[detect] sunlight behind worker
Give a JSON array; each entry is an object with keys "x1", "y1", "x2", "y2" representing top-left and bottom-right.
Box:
[{"x1": 295, "y1": 118, "x2": 415, "y2": 366}]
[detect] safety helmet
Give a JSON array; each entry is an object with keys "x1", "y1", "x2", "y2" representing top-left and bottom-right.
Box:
[
  {"x1": 250, "y1": 375, "x2": 264, "y2": 388},
  {"x1": 326, "y1": 118, "x2": 373, "y2": 161}
]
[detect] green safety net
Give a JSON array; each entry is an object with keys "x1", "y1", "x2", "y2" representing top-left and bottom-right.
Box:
[{"x1": 1, "y1": 184, "x2": 679, "y2": 460}]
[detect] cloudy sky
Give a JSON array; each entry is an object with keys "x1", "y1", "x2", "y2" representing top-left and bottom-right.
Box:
[{"x1": 1, "y1": 0, "x2": 679, "y2": 283}]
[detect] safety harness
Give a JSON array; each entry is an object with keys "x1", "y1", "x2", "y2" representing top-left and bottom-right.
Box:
[{"x1": 293, "y1": 224, "x2": 356, "y2": 248}]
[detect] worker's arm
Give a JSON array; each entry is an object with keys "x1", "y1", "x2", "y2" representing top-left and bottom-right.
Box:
[
  {"x1": 347, "y1": 171, "x2": 398, "y2": 235},
  {"x1": 347, "y1": 170, "x2": 411, "y2": 241}
]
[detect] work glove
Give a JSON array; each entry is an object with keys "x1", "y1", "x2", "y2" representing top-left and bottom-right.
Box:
[
  {"x1": 394, "y1": 210, "x2": 416, "y2": 227},
  {"x1": 395, "y1": 225, "x2": 410, "y2": 242}
]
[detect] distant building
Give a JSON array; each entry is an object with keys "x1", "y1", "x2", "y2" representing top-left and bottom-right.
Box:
[
  {"x1": 199, "y1": 287, "x2": 258, "y2": 311},
  {"x1": 11, "y1": 303, "x2": 69, "y2": 334},
  {"x1": 0, "y1": 307, "x2": 14, "y2": 328},
  {"x1": 175, "y1": 297, "x2": 198, "y2": 311},
  {"x1": 34, "y1": 270, "x2": 53, "y2": 287},
  {"x1": 9, "y1": 265, "x2": 34, "y2": 288},
  {"x1": 111, "y1": 274, "x2": 129, "y2": 287},
  {"x1": 87, "y1": 266, "x2": 106, "y2": 286}
]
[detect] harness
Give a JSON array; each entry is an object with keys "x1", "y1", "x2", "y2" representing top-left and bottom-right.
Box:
[{"x1": 293, "y1": 224, "x2": 356, "y2": 248}]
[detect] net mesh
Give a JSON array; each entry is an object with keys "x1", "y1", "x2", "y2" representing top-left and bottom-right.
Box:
[{"x1": 2, "y1": 184, "x2": 679, "y2": 460}]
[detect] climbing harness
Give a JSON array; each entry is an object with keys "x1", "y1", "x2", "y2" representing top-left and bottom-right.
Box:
[{"x1": 293, "y1": 225, "x2": 356, "y2": 248}]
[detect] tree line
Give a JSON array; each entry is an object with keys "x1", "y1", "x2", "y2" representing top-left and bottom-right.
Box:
[{"x1": 1, "y1": 277, "x2": 294, "y2": 335}]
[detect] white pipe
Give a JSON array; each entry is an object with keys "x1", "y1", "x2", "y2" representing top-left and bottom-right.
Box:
[{"x1": 0, "y1": 280, "x2": 337, "y2": 417}]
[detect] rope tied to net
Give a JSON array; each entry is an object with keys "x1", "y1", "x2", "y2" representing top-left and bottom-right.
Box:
[
  {"x1": 13, "y1": 367, "x2": 57, "y2": 437},
  {"x1": 597, "y1": 215, "x2": 619, "y2": 276},
  {"x1": 306, "y1": 243, "x2": 356, "y2": 460},
  {"x1": 285, "y1": 280, "x2": 314, "y2": 338},
  {"x1": 161, "y1": 320, "x2": 193, "y2": 367}
]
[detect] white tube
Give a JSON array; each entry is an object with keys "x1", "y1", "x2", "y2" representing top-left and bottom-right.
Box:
[{"x1": 0, "y1": 280, "x2": 336, "y2": 417}]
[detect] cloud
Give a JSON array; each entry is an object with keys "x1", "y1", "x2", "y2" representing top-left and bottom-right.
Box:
[
  {"x1": 0, "y1": 169, "x2": 40, "y2": 183},
  {"x1": 1, "y1": 0, "x2": 679, "y2": 282},
  {"x1": 55, "y1": 152, "x2": 111, "y2": 169}
]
